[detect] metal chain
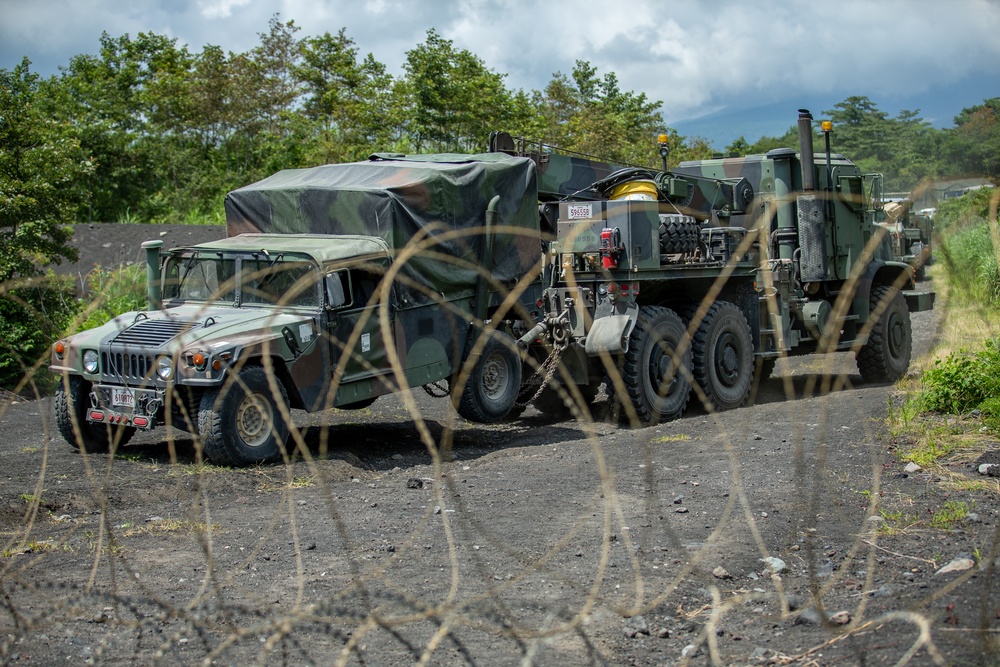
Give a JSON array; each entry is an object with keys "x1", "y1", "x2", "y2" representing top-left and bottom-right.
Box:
[
  {"x1": 422, "y1": 381, "x2": 450, "y2": 398},
  {"x1": 514, "y1": 344, "x2": 563, "y2": 409}
]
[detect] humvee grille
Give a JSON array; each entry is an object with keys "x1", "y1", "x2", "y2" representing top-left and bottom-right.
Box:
[
  {"x1": 102, "y1": 351, "x2": 154, "y2": 381},
  {"x1": 99, "y1": 319, "x2": 197, "y2": 383}
]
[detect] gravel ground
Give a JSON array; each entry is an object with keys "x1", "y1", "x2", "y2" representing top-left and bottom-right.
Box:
[{"x1": 1, "y1": 223, "x2": 995, "y2": 666}]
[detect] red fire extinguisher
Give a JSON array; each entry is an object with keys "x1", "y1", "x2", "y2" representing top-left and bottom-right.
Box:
[{"x1": 600, "y1": 227, "x2": 622, "y2": 269}]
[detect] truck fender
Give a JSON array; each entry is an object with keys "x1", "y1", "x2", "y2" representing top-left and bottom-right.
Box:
[{"x1": 585, "y1": 301, "x2": 639, "y2": 356}]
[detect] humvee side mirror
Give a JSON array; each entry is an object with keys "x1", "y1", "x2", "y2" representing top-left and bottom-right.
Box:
[{"x1": 325, "y1": 271, "x2": 351, "y2": 309}]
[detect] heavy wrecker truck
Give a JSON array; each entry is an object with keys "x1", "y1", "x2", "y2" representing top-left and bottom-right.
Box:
[
  {"x1": 501, "y1": 109, "x2": 934, "y2": 423},
  {"x1": 51, "y1": 110, "x2": 933, "y2": 464}
]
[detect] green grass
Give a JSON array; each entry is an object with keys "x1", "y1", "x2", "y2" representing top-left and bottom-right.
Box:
[
  {"x1": 930, "y1": 500, "x2": 970, "y2": 530},
  {"x1": 2, "y1": 539, "x2": 67, "y2": 557},
  {"x1": 936, "y1": 220, "x2": 1000, "y2": 307},
  {"x1": 73, "y1": 264, "x2": 148, "y2": 332},
  {"x1": 919, "y1": 339, "x2": 1000, "y2": 415}
]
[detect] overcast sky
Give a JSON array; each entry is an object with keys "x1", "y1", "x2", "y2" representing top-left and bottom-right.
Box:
[{"x1": 3, "y1": 0, "x2": 999, "y2": 144}]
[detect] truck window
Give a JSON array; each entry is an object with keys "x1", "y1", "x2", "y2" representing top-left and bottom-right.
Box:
[
  {"x1": 164, "y1": 256, "x2": 236, "y2": 303},
  {"x1": 352, "y1": 271, "x2": 381, "y2": 307},
  {"x1": 838, "y1": 175, "x2": 865, "y2": 211},
  {"x1": 243, "y1": 260, "x2": 319, "y2": 307}
]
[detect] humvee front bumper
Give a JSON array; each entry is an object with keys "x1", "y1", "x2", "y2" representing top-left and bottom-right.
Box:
[{"x1": 88, "y1": 384, "x2": 166, "y2": 431}]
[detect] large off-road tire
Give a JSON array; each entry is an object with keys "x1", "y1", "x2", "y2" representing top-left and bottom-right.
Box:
[
  {"x1": 856, "y1": 286, "x2": 912, "y2": 383},
  {"x1": 199, "y1": 366, "x2": 290, "y2": 466},
  {"x1": 532, "y1": 382, "x2": 599, "y2": 419},
  {"x1": 455, "y1": 330, "x2": 523, "y2": 423},
  {"x1": 747, "y1": 357, "x2": 777, "y2": 406},
  {"x1": 621, "y1": 306, "x2": 692, "y2": 425},
  {"x1": 54, "y1": 376, "x2": 135, "y2": 453},
  {"x1": 688, "y1": 302, "x2": 754, "y2": 412},
  {"x1": 755, "y1": 357, "x2": 776, "y2": 383},
  {"x1": 658, "y1": 214, "x2": 700, "y2": 254}
]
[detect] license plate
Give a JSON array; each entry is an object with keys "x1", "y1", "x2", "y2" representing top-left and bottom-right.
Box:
[{"x1": 111, "y1": 388, "x2": 135, "y2": 408}]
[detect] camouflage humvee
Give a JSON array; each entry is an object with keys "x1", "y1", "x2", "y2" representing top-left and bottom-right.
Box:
[{"x1": 51, "y1": 154, "x2": 543, "y2": 466}]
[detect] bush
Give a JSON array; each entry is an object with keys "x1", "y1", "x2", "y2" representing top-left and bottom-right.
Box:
[
  {"x1": 0, "y1": 264, "x2": 149, "y2": 392},
  {"x1": 938, "y1": 222, "x2": 1000, "y2": 307},
  {"x1": 0, "y1": 273, "x2": 80, "y2": 391},
  {"x1": 920, "y1": 339, "x2": 1000, "y2": 415},
  {"x1": 75, "y1": 264, "x2": 148, "y2": 332}
]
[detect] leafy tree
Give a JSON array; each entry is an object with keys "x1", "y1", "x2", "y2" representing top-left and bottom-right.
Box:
[
  {"x1": 534, "y1": 61, "x2": 664, "y2": 166},
  {"x1": 659, "y1": 128, "x2": 714, "y2": 167},
  {"x1": 725, "y1": 136, "x2": 752, "y2": 156},
  {"x1": 0, "y1": 59, "x2": 87, "y2": 280},
  {"x1": 744, "y1": 126, "x2": 799, "y2": 155},
  {"x1": 40, "y1": 32, "x2": 186, "y2": 222},
  {"x1": 0, "y1": 59, "x2": 89, "y2": 387},
  {"x1": 822, "y1": 97, "x2": 940, "y2": 192},
  {"x1": 945, "y1": 98, "x2": 1000, "y2": 179},
  {"x1": 296, "y1": 28, "x2": 399, "y2": 161},
  {"x1": 400, "y1": 29, "x2": 517, "y2": 152}
]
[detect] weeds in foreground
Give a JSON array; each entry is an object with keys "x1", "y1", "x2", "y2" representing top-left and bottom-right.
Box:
[
  {"x1": 167, "y1": 463, "x2": 230, "y2": 477},
  {"x1": 877, "y1": 509, "x2": 920, "y2": 536},
  {"x1": 119, "y1": 519, "x2": 219, "y2": 538},
  {"x1": 2, "y1": 539, "x2": 68, "y2": 557},
  {"x1": 930, "y1": 501, "x2": 971, "y2": 530},
  {"x1": 652, "y1": 434, "x2": 692, "y2": 444},
  {"x1": 75, "y1": 263, "x2": 147, "y2": 332}
]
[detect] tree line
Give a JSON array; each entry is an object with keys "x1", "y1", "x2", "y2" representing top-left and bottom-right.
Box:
[
  {"x1": 729, "y1": 96, "x2": 999, "y2": 196},
  {"x1": 4, "y1": 15, "x2": 999, "y2": 235},
  {"x1": 1, "y1": 15, "x2": 998, "y2": 389}
]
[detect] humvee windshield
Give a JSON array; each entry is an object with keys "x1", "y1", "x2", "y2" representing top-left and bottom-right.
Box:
[{"x1": 163, "y1": 252, "x2": 320, "y2": 308}]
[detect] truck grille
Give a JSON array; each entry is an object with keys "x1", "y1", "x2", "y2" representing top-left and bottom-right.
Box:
[
  {"x1": 100, "y1": 319, "x2": 197, "y2": 383},
  {"x1": 102, "y1": 351, "x2": 154, "y2": 381}
]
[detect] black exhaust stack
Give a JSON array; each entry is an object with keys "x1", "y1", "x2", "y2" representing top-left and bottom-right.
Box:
[{"x1": 797, "y1": 109, "x2": 816, "y2": 191}]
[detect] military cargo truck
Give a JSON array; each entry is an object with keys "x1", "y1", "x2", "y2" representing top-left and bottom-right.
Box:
[
  {"x1": 501, "y1": 109, "x2": 935, "y2": 423},
  {"x1": 51, "y1": 154, "x2": 542, "y2": 466},
  {"x1": 878, "y1": 199, "x2": 932, "y2": 279}
]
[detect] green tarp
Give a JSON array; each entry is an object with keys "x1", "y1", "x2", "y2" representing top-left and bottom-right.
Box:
[{"x1": 224, "y1": 153, "x2": 541, "y2": 306}]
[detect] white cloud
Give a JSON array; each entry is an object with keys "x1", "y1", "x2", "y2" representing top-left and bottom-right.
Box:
[
  {"x1": 2, "y1": 0, "x2": 997, "y2": 129},
  {"x1": 197, "y1": 0, "x2": 252, "y2": 19}
]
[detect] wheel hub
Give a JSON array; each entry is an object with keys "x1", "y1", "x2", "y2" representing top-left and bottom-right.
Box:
[
  {"x1": 482, "y1": 353, "x2": 509, "y2": 400},
  {"x1": 888, "y1": 312, "x2": 904, "y2": 357},
  {"x1": 651, "y1": 343, "x2": 678, "y2": 396},
  {"x1": 716, "y1": 332, "x2": 741, "y2": 386},
  {"x1": 236, "y1": 393, "x2": 272, "y2": 448}
]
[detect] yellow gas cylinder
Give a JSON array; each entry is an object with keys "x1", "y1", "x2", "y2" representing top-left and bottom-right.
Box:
[{"x1": 608, "y1": 180, "x2": 658, "y2": 201}]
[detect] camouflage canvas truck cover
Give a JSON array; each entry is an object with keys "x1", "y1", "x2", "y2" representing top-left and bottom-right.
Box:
[{"x1": 51, "y1": 153, "x2": 542, "y2": 466}]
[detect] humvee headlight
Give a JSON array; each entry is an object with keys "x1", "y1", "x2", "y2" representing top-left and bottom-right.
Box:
[
  {"x1": 156, "y1": 356, "x2": 173, "y2": 381},
  {"x1": 82, "y1": 350, "x2": 99, "y2": 374}
]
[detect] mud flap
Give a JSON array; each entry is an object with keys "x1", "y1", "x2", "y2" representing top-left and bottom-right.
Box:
[{"x1": 585, "y1": 302, "x2": 639, "y2": 356}]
